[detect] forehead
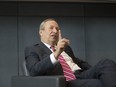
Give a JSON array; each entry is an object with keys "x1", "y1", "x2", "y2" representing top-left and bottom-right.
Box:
[{"x1": 45, "y1": 20, "x2": 59, "y2": 26}]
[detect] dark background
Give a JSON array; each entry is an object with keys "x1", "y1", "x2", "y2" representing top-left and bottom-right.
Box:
[{"x1": 0, "y1": 0, "x2": 116, "y2": 87}]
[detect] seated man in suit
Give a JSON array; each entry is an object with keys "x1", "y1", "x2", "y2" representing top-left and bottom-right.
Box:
[{"x1": 25, "y1": 18, "x2": 116, "y2": 87}]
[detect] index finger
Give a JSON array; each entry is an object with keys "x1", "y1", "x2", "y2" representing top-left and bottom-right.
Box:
[{"x1": 59, "y1": 30, "x2": 62, "y2": 40}]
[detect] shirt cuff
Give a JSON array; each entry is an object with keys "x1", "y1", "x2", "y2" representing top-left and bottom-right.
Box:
[{"x1": 50, "y1": 53, "x2": 58, "y2": 64}]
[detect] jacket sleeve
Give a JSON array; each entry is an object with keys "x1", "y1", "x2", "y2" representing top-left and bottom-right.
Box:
[{"x1": 25, "y1": 45, "x2": 54, "y2": 76}]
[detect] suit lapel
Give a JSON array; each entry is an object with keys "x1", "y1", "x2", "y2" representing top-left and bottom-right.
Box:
[
  {"x1": 35, "y1": 42, "x2": 52, "y2": 60},
  {"x1": 39, "y1": 42, "x2": 52, "y2": 54}
]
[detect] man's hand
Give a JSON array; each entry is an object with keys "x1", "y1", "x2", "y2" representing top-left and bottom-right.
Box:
[{"x1": 54, "y1": 30, "x2": 70, "y2": 59}]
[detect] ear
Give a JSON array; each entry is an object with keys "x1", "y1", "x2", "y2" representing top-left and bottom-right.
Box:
[{"x1": 39, "y1": 30, "x2": 43, "y2": 36}]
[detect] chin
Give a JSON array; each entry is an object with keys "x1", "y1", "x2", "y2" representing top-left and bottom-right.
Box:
[{"x1": 51, "y1": 40, "x2": 57, "y2": 44}]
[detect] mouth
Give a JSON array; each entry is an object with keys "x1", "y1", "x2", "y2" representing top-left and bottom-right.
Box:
[
  {"x1": 51, "y1": 35, "x2": 57, "y2": 38},
  {"x1": 51, "y1": 34, "x2": 58, "y2": 39}
]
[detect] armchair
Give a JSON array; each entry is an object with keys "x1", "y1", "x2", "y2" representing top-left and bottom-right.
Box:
[{"x1": 11, "y1": 61, "x2": 66, "y2": 87}]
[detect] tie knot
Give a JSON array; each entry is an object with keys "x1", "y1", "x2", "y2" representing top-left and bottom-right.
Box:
[{"x1": 50, "y1": 45, "x2": 56, "y2": 52}]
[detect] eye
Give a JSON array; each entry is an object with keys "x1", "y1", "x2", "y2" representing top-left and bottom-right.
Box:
[
  {"x1": 49, "y1": 26, "x2": 53, "y2": 30},
  {"x1": 49, "y1": 26, "x2": 59, "y2": 31}
]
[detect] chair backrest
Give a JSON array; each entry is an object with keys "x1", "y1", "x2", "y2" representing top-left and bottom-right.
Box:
[{"x1": 22, "y1": 60, "x2": 30, "y2": 76}]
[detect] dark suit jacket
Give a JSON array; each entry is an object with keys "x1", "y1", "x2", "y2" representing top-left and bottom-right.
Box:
[{"x1": 25, "y1": 42, "x2": 91, "y2": 76}]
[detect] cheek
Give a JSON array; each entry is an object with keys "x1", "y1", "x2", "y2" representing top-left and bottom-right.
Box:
[
  {"x1": 41, "y1": 30, "x2": 52, "y2": 38},
  {"x1": 46, "y1": 30, "x2": 52, "y2": 36},
  {"x1": 49, "y1": 32, "x2": 52, "y2": 35},
  {"x1": 44, "y1": 32, "x2": 51, "y2": 38}
]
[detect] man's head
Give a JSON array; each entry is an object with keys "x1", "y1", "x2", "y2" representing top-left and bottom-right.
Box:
[{"x1": 39, "y1": 18, "x2": 60, "y2": 45}]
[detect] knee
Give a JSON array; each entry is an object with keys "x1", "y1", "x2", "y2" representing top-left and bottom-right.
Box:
[
  {"x1": 100, "y1": 58, "x2": 115, "y2": 65},
  {"x1": 99, "y1": 59, "x2": 116, "y2": 70}
]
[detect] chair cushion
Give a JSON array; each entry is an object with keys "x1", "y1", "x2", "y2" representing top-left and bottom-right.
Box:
[{"x1": 11, "y1": 76, "x2": 66, "y2": 87}]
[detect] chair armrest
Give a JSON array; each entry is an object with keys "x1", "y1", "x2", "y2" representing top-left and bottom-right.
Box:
[{"x1": 11, "y1": 76, "x2": 66, "y2": 87}]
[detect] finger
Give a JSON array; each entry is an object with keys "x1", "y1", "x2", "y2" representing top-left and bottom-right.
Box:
[
  {"x1": 65, "y1": 39, "x2": 70, "y2": 45},
  {"x1": 62, "y1": 38, "x2": 70, "y2": 45},
  {"x1": 59, "y1": 30, "x2": 62, "y2": 40}
]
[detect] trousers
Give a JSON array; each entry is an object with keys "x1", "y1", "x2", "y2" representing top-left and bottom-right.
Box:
[{"x1": 67, "y1": 59, "x2": 116, "y2": 87}]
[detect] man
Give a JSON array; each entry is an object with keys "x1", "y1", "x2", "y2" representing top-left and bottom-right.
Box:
[{"x1": 25, "y1": 18, "x2": 116, "y2": 87}]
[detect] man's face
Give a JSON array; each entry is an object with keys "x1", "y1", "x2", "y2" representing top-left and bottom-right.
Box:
[{"x1": 40, "y1": 20, "x2": 59, "y2": 45}]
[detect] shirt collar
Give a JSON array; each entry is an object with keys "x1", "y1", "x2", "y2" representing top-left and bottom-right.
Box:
[{"x1": 42, "y1": 42, "x2": 51, "y2": 49}]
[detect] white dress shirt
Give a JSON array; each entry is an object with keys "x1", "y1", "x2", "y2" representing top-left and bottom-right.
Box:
[{"x1": 43, "y1": 42, "x2": 81, "y2": 72}]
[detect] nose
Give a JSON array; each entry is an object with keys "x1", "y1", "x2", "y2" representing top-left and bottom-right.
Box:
[{"x1": 53, "y1": 27, "x2": 58, "y2": 33}]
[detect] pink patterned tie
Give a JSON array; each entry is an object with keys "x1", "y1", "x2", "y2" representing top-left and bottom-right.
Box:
[{"x1": 51, "y1": 46, "x2": 76, "y2": 81}]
